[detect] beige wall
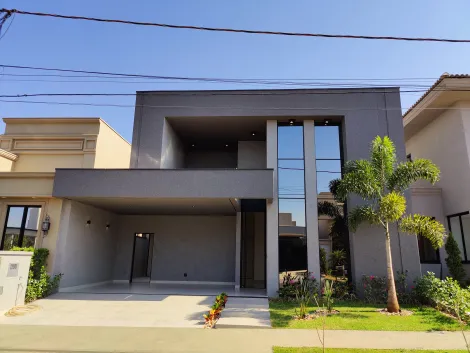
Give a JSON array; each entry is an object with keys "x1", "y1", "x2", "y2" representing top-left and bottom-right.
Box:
[
  {"x1": 406, "y1": 105, "x2": 470, "y2": 215},
  {"x1": 0, "y1": 156, "x2": 13, "y2": 171},
  {"x1": 12, "y1": 154, "x2": 88, "y2": 172},
  {"x1": 94, "y1": 121, "x2": 131, "y2": 168}
]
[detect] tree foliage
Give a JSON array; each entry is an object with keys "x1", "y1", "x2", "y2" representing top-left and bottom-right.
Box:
[
  {"x1": 445, "y1": 233, "x2": 466, "y2": 284},
  {"x1": 334, "y1": 136, "x2": 446, "y2": 313}
]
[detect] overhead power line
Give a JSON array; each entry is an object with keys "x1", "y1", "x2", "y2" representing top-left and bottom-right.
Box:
[
  {"x1": 1, "y1": 8, "x2": 470, "y2": 43},
  {"x1": 2, "y1": 98, "x2": 470, "y2": 111}
]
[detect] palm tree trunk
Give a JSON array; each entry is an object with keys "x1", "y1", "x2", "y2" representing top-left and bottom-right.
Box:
[{"x1": 385, "y1": 223, "x2": 400, "y2": 313}]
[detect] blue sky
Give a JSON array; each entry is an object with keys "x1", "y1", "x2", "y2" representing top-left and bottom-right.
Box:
[{"x1": 2, "y1": 0, "x2": 470, "y2": 142}]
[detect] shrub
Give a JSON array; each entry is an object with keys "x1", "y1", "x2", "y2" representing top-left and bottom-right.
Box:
[
  {"x1": 445, "y1": 233, "x2": 467, "y2": 285},
  {"x1": 278, "y1": 272, "x2": 299, "y2": 300},
  {"x1": 415, "y1": 272, "x2": 470, "y2": 322},
  {"x1": 362, "y1": 275, "x2": 387, "y2": 304},
  {"x1": 320, "y1": 248, "x2": 328, "y2": 275},
  {"x1": 294, "y1": 273, "x2": 318, "y2": 318},
  {"x1": 331, "y1": 279, "x2": 356, "y2": 300},
  {"x1": 12, "y1": 247, "x2": 62, "y2": 303},
  {"x1": 203, "y1": 292, "x2": 228, "y2": 328},
  {"x1": 329, "y1": 249, "x2": 346, "y2": 269},
  {"x1": 322, "y1": 279, "x2": 335, "y2": 312}
]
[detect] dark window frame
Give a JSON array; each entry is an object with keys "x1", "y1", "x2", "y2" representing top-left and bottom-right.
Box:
[
  {"x1": 1, "y1": 205, "x2": 42, "y2": 250},
  {"x1": 447, "y1": 211, "x2": 470, "y2": 263}
]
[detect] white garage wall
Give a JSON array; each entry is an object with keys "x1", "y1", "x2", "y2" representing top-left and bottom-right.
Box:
[
  {"x1": 55, "y1": 200, "x2": 118, "y2": 289},
  {"x1": 114, "y1": 215, "x2": 236, "y2": 283}
]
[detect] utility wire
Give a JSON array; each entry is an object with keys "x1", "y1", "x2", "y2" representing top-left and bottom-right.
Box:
[
  {"x1": 3, "y1": 87, "x2": 470, "y2": 99},
  {"x1": 1, "y1": 8, "x2": 470, "y2": 43},
  {"x1": 2, "y1": 98, "x2": 470, "y2": 111}
]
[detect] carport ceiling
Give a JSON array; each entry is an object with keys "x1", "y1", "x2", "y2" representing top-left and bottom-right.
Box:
[
  {"x1": 71, "y1": 197, "x2": 237, "y2": 215},
  {"x1": 167, "y1": 116, "x2": 267, "y2": 144}
]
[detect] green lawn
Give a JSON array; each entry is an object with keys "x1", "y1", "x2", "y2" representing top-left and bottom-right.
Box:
[
  {"x1": 269, "y1": 300, "x2": 465, "y2": 331},
  {"x1": 273, "y1": 348, "x2": 467, "y2": 353}
]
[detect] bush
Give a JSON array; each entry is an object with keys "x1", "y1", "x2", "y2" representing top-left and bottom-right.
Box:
[
  {"x1": 294, "y1": 273, "x2": 318, "y2": 318},
  {"x1": 329, "y1": 249, "x2": 346, "y2": 269},
  {"x1": 320, "y1": 248, "x2": 328, "y2": 275},
  {"x1": 278, "y1": 272, "x2": 319, "y2": 302},
  {"x1": 12, "y1": 247, "x2": 62, "y2": 303},
  {"x1": 445, "y1": 233, "x2": 467, "y2": 285},
  {"x1": 203, "y1": 292, "x2": 228, "y2": 328},
  {"x1": 362, "y1": 275, "x2": 387, "y2": 304},
  {"x1": 415, "y1": 272, "x2": 470, "y2": 322}
]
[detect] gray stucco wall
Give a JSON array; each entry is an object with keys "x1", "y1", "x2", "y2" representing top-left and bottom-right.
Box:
[
  {"x1": 55, "y1": 200, "x2": 117, "y2": 288},
  {"x1": 161, "y1": 119, "x2": 185, "y2": 168},
  {"x1": 114, "y1": 215, "x2": 236, "y2": 283},
  {"x1": 238, "y1": 141, "x2": 266, "y2": 169},
  {"x1": 54, "y1": 169, "x2": 274, "y2": 199}
]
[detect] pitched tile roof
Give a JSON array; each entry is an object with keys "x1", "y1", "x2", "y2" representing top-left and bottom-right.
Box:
[{"x1": 403, "y1": 73, "x2": 470, "y2": 118}]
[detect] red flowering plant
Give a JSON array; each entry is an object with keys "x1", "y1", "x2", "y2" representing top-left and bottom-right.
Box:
[
  {"x1": 362, "y1": 275, "x2": 387, "y2": 304},
  {"x1": 278, "y1": 272, "x2": 318, "y2": 301}
]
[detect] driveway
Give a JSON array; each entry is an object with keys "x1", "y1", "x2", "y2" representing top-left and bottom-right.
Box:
[{"x1": 0, "y1": 292, "x2": 271, "y2": 328}]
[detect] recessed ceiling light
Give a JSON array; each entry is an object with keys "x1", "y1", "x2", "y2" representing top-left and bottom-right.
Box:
[
  {"x1": 288, "y1": 119, "x2": 295, "y2": 125},
  {"x1": 191, "y1": 144, "x2": 195, "y2": 147},
  {"x1": 225, "y1": 144, "x2": 229, "y2": 147},
  {"x1": 251, "y1": 131, "x2": 256, "y2": 136}
]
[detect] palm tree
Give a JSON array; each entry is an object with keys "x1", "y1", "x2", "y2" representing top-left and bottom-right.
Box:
[{"x1": 334, "y1": 136, "x2": 446, "y2": 313}]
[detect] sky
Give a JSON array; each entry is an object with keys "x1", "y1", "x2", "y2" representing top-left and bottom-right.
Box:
[{"x1": 2, "y1": 0, "x2": 470, "y2": 142}]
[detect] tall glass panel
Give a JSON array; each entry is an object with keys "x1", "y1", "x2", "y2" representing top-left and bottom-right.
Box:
[
  {"x1": 315, "y1": 125, "x2": 345, "y2": 276},
  {"x1": 1, "y1": 206, "x2": 41, "y2": 250},
  {"x1": 278, "y1": 124, "x2": 307, "y2": 284}
]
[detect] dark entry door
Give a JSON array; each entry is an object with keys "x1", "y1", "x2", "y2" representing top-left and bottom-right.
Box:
[{"x1": 130, "y1": 233, "x2": 154, "y2": 281}]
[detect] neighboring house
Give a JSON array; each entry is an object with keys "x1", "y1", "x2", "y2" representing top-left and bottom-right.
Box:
[
  {"x1": 47, "y1": 88, "x2": 420, "y2": 296},
  {"x1": 404, "y1": 74, "x2": 470, "y2": 279},
  {"x1": 0, "y1": 118, "x2": 131, "y2": 273}
]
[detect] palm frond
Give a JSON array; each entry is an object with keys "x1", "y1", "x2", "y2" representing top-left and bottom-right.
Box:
[
  {"x1": 388, "y1": 159, "x2": 440, "y2": 192},
  {"x1": 318, "y1": 201, "x2": 341, "y2": 218},
  {"x1": 328, "y1": 178, "x2": 341, "y2": 201},
  {"x1": 379, "y1": 191, "x2": 406, "y2": 222},
  {"x1": 400, "y1": 214, "x2": 446, "y2": 248},
  {"x1": 347, "y1": 205, "x2": 380, "y2": 232},
  {"x1": 337, "y1": 160, "x2": 381, "y2": 201},
  {"x1": 370, "y1": 136, "x2": 396, "y2": 190}
]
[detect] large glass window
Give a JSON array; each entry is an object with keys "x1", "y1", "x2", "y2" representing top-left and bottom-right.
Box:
[
  {"x1": 418, "y1": 218, "x2": 440, "y2": 263},
  {"x1": 1, "y1": 206, "x2": 41, "y2": 250},
  {"x1": 315, "y1": 124, "x2": 346, "y2": 275},
  {"x1": 447, "y1": 212, "x2": 469, "y2": 262},
  {"x1": 278, "y1": 124, "x2": 307, "y2": 282}
]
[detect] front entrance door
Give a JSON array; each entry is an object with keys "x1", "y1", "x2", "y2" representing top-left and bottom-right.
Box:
[{"x1": 130, "y1": 233, "x2": 154, "y2": 283}]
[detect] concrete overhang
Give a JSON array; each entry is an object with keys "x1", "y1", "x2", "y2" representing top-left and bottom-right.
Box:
[
  {"x1": 404, "y1": 77, "x2": 470, "y2": 140},
  {"x1": 53, "y1": 169, "x2": 274, "y2": 212}
]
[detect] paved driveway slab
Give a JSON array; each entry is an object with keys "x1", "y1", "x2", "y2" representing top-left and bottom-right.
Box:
[{"x1": 0, "y1": 292, "x2": 271, "y2": 328}]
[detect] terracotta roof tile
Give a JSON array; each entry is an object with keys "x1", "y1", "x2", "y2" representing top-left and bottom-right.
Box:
[{"x1": 403, "y1": 73, "x2": 470, "y2": 118}]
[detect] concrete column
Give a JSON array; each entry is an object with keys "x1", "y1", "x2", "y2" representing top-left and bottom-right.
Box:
[
  {"x1": 235, "y1": 212, "x2": 241, "y2": 289},
  {"x1": 266, "y1": 120, "x2": 279, "y2": 297},
  {"x1": 304, "y1": 121, "x2": 321, "y2": 279}
]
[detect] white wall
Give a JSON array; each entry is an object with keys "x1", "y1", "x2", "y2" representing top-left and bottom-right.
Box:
[
  {"x1": 161, "y1": 119, "x2": 185, "y2": 169},
  {"x1": 114, "y1": 215, "x2": 236, "y2": 283},
  {"x1": 238, "y1": 141, "x2": 266, "y2": 169},
  {"x1": 406, "y1": 106, "x2": 470, "y2": 216},
  {"x1": 55, "y1": 200, "x2": 118, "y2": 288}
]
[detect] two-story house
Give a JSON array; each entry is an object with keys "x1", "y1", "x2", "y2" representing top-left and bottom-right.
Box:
[
  {"x1": 46, "y1": 88, "x2": 421, "y2": 297},
  {"x1": 405, "y1": 74, "x2": 470, "y2": 279}
]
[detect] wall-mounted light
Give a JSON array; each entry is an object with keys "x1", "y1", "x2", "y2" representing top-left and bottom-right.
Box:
[
  {"x1": 86, "y1": 220, "x2": 91, "y2": 227},
  {"x1": 191, "y1": 144, "x2": 195, "y2": 147},
  {"x1": 225, "y1": 144, "x2": 229, "y2": 147},
  {"x1": 288, "y1": 119, "x2": 295, "y2": 125},
  {"x1": 106, "y1": 223, "x2": 111, "y2": 231},
  {"x1": 251, "y1": 131, "x2": 257, "y2": 136},
  {"x1": 41, "y1": 215, "x2": 51, "y2": 236},
  {"x1": 324, "y1": 119, "x2": 329, "y2": 126}
]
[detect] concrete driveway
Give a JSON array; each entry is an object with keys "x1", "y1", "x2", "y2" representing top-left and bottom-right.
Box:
[{"x1": 0, "y1": 292, "x2": 271, "y2": 328}]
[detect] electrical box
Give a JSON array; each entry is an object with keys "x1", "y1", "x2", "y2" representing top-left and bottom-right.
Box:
[{"x1": 0, "y1": 251, "x2": 33, "y2": 314}]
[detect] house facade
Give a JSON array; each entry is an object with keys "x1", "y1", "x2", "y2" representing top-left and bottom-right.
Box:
[
  {"x1": 0, "y1": 118, "x2": 131, "y2": 273},
  {"x1": 404, "y1": 74, "x2": 470, "y2": 279},
  {"x1": 45, "y1": 87, "x2": 422, "y2": 296}
]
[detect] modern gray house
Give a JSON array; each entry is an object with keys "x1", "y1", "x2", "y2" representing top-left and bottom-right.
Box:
[{"x1": 51, "y1": 88, "x2": 422, "y2": 296}]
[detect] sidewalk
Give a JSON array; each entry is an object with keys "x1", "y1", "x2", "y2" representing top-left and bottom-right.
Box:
[{"x1": 0, "y1": 325, "x2": 467, "y2": 353}]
